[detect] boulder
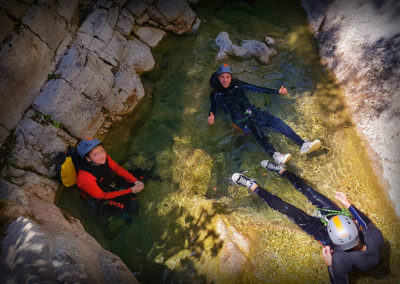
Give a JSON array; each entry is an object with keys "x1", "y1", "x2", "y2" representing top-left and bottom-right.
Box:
[
  {"x1": 216, "y1": 218, "x2": 251, "y2": 275},
  {"x1": 123, "y1": 36, "x2": 155, "y2": 74},
  {"x1": 10, "y1": 111, "x2": 77, "y2": 177},
  {"x1": 56, "y1": 44, "x2": 114, "y2": 105},
  {"x1": 77, "y1": 8, "x2": 118, "y2": 51},
  {"x1": 1, "y1": 167, "x2": 59, "y2": 203},
  {"x1": 215, "y1": 32, "x2": 277, "y2": 64},
  {"x1": 104, "y1": 66, "x2": 145, "y2": 116},
  {"x1": 134, "y1": 26, "x2": 166, "y2": 47},
  {"x1": 22, "y1": 4, "x2": 68, "y2": 52},
  {"x1": 116, "y1": 9, "x2": 135, "y2": 36},
  {"x1": 0, "y1": 28, "x2": 54, "y2": 131},
  {"x1": 126, "y1": 0, "x2": 153, "y2": 18},
  {"x1": 0, "y1": 216, "x2": 138, "y2": 283},
  {"x1": 34, "y1": 79, "x2": 106, "y2": 139}
]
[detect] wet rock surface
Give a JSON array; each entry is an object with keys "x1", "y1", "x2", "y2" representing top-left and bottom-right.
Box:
[{"x1": 302, "y1": 0, "x2": 400, "y2": 215}]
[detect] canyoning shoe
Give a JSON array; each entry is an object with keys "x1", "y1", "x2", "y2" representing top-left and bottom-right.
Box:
[
  {"x1": 231, "y1": 173, "x2": 257, "y2": 190},
  {"x1": 300, "y1": 139, "x2": 321, "y2": 155},
  {"x1": 261, "y1": 160, "x2": 285, "y2": 174},
  {"x1": 273, "y1": 152, "x2": 292, "y2": 165}
]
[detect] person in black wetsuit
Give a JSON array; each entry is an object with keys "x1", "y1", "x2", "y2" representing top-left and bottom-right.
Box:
[
  {"x1": 207, "y1": 64, "x2": 321, "y2": 165},
  {"x1": 231, "y1": 160, "x2": 383, "y2": 284}
]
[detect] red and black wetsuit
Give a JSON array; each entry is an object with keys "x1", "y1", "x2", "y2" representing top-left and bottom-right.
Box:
[{"x1": 76, "y1": 155, "x2": 139, "y2": 213}]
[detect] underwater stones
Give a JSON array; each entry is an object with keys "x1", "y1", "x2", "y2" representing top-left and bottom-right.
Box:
[
  {"x1": 215, "y1": 31, "x2": 277, "y2": 64},
  {"x1": 10, "y1": 111, "x2": 77, "y2": 177},
  {"x1": 34, "y1": 79, "x2": 105, "y2": 139},
  {"x1": 171, "y1": 139, "x2": 213, "y2": 195},
  {"x1": 134, "y1": 26, "x2": 166, "y2": 47},
  {"x1": 216, "y1": 218, "x2": 251, "y2": 275}
]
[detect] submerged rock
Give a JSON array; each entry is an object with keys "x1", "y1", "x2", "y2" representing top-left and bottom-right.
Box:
[{"x1": 215, "y1": 31, "x2": 277, "y2": 64}]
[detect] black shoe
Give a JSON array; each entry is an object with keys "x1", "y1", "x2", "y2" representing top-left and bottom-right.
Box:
[
  {"x1": 261, "y1": 160, "x2": 284, "y2": 173},
  {"x1": 231, "y1": 173, "x2": 257, "y2": 189}
]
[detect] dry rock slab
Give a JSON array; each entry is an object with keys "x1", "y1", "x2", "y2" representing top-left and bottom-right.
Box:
[
  {"x1": 10, "y1": 111, "x2": 77, "y2": 177},
  {"x1": 0, "y1": 28, "x2": 54, "y2": 131},
  {"x1": 34, "y1": 79, "x2": 106, "y2": 139},
  {"x1": 135, "y1": 26, "x2": 166, "y2": 47}
]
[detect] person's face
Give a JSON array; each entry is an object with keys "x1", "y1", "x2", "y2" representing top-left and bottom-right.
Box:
[
  {"x1": 218, "y1": 73, "x2": 232, "y2": 88},
  {"x1": 86, "y1": 145, "x2": 107, "y2": 165}
]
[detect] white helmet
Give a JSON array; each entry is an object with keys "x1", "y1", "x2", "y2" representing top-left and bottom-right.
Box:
[{"x1": 327, "y1": 215, "x2": 359, "y2": 250}]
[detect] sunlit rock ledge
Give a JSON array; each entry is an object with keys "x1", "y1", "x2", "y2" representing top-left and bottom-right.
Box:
[{"x1": 302, "y1": 0, "x2": 400, "y2": 216}]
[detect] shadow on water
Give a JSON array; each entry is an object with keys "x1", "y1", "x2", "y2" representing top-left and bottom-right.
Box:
[{"x1": 56, "y1": 0, "x2": 400, "y2": 283}]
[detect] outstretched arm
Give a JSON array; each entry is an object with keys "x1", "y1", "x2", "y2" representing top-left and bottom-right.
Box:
[
  {"x1": 335, "y1": 191, "x2": 370, "y2": 229},
  {"x1": 238, "y1": 80, "x2": 287, "y2": 95}
]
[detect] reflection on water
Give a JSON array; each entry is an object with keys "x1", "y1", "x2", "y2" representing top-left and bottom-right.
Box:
[{"x1": 57, "y1": 1, "x2": 400, "y2": 283}]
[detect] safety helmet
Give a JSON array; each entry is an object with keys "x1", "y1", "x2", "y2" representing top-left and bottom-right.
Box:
[
  {"x1": 77, "y1": 138, "x2": 102, "y2": 158},
  {"x1": 216, "y1": 63, "x2": 233, "y2": 75},
  {"x1": 327, "y1": 215, "x2": 359, "y2": 250}
]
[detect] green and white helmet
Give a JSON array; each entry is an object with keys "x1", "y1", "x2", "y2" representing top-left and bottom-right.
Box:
[{"x1": 327, "y1": 215, "x2": 359, "y2": 250}]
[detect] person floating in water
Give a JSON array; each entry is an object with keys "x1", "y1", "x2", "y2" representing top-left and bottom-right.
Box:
[
  {"x1": 231, "y1": 161, "x2": 383, "y2": 283},
  {"x1": 207, "y1": 63, "x2": 321, "y2": 164},
  {"x1": 76, "y1": 138, "x2": 145, "y2": 214}
]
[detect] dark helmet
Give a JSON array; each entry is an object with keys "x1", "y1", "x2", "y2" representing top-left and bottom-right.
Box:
[
  {"x1": 216, "y1": 63, "x2": 233, "y2": 75},
  {"x1": 77, "y1": 138, "x2": 102, "y2": 158},
  {"x1": 327, "y1": 215, "x2": 359, "y2": 250}
]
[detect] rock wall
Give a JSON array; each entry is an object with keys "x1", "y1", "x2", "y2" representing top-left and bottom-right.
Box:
[
  {"x1": 301, "y1": 0, "x2": 400, "y2": 215},
  {"x1": 0, "y1": 0, "x2": 199, "y2": 282}
]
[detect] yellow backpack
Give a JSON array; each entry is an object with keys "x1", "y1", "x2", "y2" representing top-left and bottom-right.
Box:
[{"x1": 54, "y1": 148, "x2": 79, "y2": 187}]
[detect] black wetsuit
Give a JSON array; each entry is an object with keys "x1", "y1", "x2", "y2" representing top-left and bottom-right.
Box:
[
  {"x1": 209, "y1": 72, "x2": 304, "y2": 155},
  {"x1": 254, "y1": 170, "x2": 383, "y2": 283}
]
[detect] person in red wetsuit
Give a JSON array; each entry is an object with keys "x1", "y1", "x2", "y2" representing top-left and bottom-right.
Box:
[{"x1": 76, "y1": 138, "x2": 144, "y2": 214}]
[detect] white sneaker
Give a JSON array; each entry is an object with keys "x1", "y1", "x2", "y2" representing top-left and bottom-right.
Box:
[
  {"x1": 300, "y1": 139, "x2": 321, "y2": 155},
  {"x1": 231, "y1": 173, "x2": 257, "y2": 189},
  {"x1": 272, "y1": 152, "x2": 292, "y2": 165}
]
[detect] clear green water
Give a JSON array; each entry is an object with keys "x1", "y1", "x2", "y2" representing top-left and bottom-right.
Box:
[{"x1": 56, "y1": 1, "x2": 400, "y2": 283}]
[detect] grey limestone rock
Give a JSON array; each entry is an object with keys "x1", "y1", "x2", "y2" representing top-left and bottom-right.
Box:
[
  {"x1": 10, "y1": 111, "x2": 77, "y2": 177},
  {"x1": 134, "y1": 26, "x2": 166, "y2": 47},
  {"x1": 0, "y1": 28, "x2": 54, "y2": 131},
  {"x1": 34, "y1": 79, "x2": 106, "y2": 139},
  {"x1": 0, "y1": 216, "x2": 138, "y2": 283},
  {"x1": 22, "y1": 4, "x2": 68, "y2": 52}
]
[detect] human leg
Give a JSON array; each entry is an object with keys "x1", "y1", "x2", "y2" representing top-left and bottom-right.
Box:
[
  {"x1": 257, "y1": 112, "x2": 305, "y2": 146},
  {"x1": 245, "y1": 121, "x2": 291, "y2": 164},
  {"x1": 231, "y1": 173, "x2": 329, "y2": 242},
  {"x1": 260, "y1": 161, "x2": 342, "y2": 214}
]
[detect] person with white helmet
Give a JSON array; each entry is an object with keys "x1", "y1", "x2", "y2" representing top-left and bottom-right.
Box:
[
  {"x1": 76, "y1": 138, "x2": 145, "y2": 214},
  {"x1": 231, "y1": 160, "x2": 383, "y2": 283},
  {"x1": 207, "y1": 63, "x2": 321, "y2": 165}
]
